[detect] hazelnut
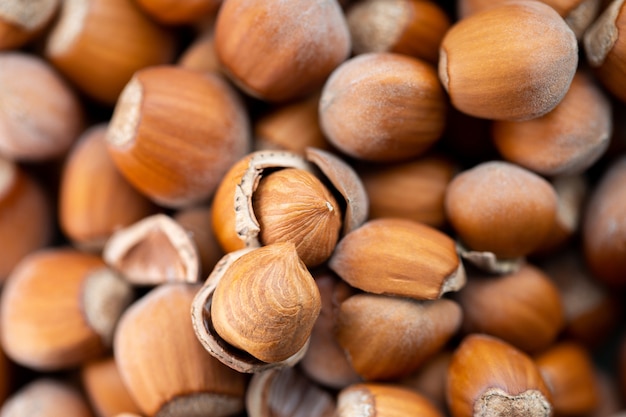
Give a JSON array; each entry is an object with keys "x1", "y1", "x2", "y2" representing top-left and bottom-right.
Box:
[
  {"x1": 134, "y1": 0, "x2": 220, "y2": 25},
  {"x1": 492, "y1": 71, "x2": 612, "y2": 177},
  {"x1": 254, "y1": 93, "x2": 333, "y2": 155},
  {"x1": 44, "y1": 0, "x2": 176, "y2": 105},
  {"x1": 329, "y1": 218, "x2": 466, "y2": 300},
  {"x1": 114, "y1": 283, "x2": 247, "y2": 417},
  {"x1": 0, "y1": 52, "x2": 83, "y2": 161},
  {"x1": 399, "y1": 351, "x2": 452, "y2": 412},
  {"x1": 0, "y1": 248, "x2": 133, "y2": 371},
  {"x1": 534, "y1": 342, "x2": 600, "y2": 416},
  {"x1": 335, "y1": 293, "x2": 462, "y2": 381},
  {"x1": 454, "y1": 263, "x2": 565, "y2": 353},
  {"x1": 214, "y1": 0, "x2": 351, "y2": 102},
  {"x1": 59, "y1": 124, "x2": 156, "y2": 252},
  {"x1": 0, "y1": 379, "x2": 94, "y2": 417},
  {"x1": 0, "y1": 0, "x2": 60, "y2": 50},
  {"x1": 253, "y1": 168, "x2": 342, "y2": 267},
  {"x1": 299, "y1": 272, "x2": 361, "y2": 390},
  {"x1": 319, "y1": 52, "x2": 447, "y2": 162},
  {"x1": 358, "y1": 154, "x2": 457, "y2": 228},
  {"x1": 0, "y1": 156, "x2": 52, "y2": 282},
  {"x1": 444, "y1": 161, "x2": 558, "y2": 260},
  {"x1": 177, "y1": 29, "x2": 221, "y2": 74},
  {"x1": 192, "y1": 243, "x2": 321, "y2": 371},
  {"x1": 447, "y1": 334, "x2": 553, "y2": 417},
  {"x1": 211, "y1": 149, "x2": 368, "y2": 267},
  {"x1": 582, "y1": 155, "x2": 626, "y2": 286},
  {"x1": 457, "y1": 0, "x2": 602, "y2": 39},
  {"x1": 81, "y1": 357, "x2": 142, "y2": 417},
  {"x1": 246, "y1": 367, "x2": 336, "y2": 417},
  {"x1": 584, "y1": 0, "x2": 626, "y2": 103},
  {"x1": 337, "y1": 383, "x2": 444, "y2": 417},
  {"x1": 106, "y1": 65, "x2": 251, "y2": 208},
  {"x1": 346, "y1": 0, "x2": 451, "y2": 64},
  {"x1": 439, "y1": 0, "x2": 578, "y2": 121}
]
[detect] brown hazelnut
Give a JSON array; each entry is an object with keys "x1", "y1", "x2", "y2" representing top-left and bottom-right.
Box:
[
  {"x1": 0, "y1": 248, "x2": 133, "y2": 371},
  {"x1": 214, "y1": 0, "x2": 351, "y2": 102},
  {"x1": 59, "y1": 124, "x2": 156, "y2": 252},
  {"x1": 455, "y1": 263, "x2": 565, "y2": 353},
  {"x1": 44, "y1": 0, "x2": 176, "y2": 105},
  {"x1": 0, "y1": 52, "x2": 83, "y2": 161},
  {"x1": 445, "y1": 161, "x2": 558, "y2": 260},
  {"x1": 492, "y1": 71, "x2": 612, "y2": 177},
  {"x1": 0, "y1": 0, "x2": 60, "y2": 50},
  {"x1": 346, "y1": 0, "x2": 450, "y2": 64},
  {"x1": 134, "y1": 0, "x2": 220, "y2": 25},
  {"x1": 439, "y1": 0, "x2": 578, "y2": 121},
  {"x1": 106, "y1": 65, "x2": 251, "y2": 208},
  {"x1": 582, "y1": 155, "x2": 626, "y2": 286},
  {"x1": 114, "y1": 283, "x2": 247, "y2": 417},
  {"x1": 447, "y1": 334, "x2": 553, "y2": 417},
  {"x1": 320, "y1": 52, "x2": 446, "y2": 162},
  {"x1": 329, "y1": 218, "x2": 465, "y2": 300},
  {"x1": 0, "y1": 379, "x2": 94, "y2": 417}
]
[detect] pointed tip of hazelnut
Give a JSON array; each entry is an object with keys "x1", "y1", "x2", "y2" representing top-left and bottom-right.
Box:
[
  {"x1": 477, "y1": 388, "x2": 551, "y2": 417},
  {"x1": 103, "y1": 214, "x2": 200, "y2": 285},
  {"x1": 106, "y1": 75, "x2": 143, "y2": 149},
  {"x1": 45, "y1": 0, "x2": 88, "y2": 56},
  {"x1": 83, "y1": 267, "x2": 133, "y2": 346},
  {"x1": 0, "y1": 0, "x2": 59, "y2": 30},
  {"x1": 583, "y1": 0, "x2": 623, "y2": 67}
]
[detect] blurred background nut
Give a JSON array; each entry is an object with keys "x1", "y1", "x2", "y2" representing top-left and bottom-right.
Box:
[
  {"x1": 357, "y1": 154, "x2": 457, "y2": 228},
  {"x1": 0, "y1": 249, "x2": 133, "y2": 371},
  {"x1": 0, "y1": 156, "x2": 52, "y2": 282},
  {"x1": 584, "y1": 0, "x2": 626, "y2": 103},
  {"x1": 106, "y1": 65, "x2": 251, "y2": 208},
  {"x1": 454, "y1": 263, "x2": 565, "y2": 353},
  {"x1": 0, "y1": 52, "x2": 83, "y2": 161},
  {"x1": 253, "y1": 93, "x2": 333, "y2": 155},
  {"x1": 298, "y1": 272, "x2": 361, "y2": 390},
  {"x1": 582, "y1": 155, "x2": 626, "y2": 286},
  {"x1": 346, "y1": 0, "x2": 450, "y2": 64},
  {"x1": 59, "y1": 124, "x2": 156, "y2": 252},
  {"x1": 246, "y1": 367, "x2": 336, "y2": 417},
  {"x1": 335, "y1": 293, "x2": 462, "y2": 381},
  {"x1": 329, "y1": 218, "x2": 466, "y2": 300},
  {"x1": 133, "y1": 0, "x2": 221, "y2": 25},
  {"x1": 337, "y1": 383, "x2": 444, "y2": 417},
  {"x1": 457, "y1": 0, "x2": 602, "y2": 39},
  {"x1": 44, "y1": 0, "x2": 176, "y2": 105},
  {"x1": 491, "y1": 71, "x2": 612, "y2": 177},
  {"x1": 447, "y1": 334, "x2": 553, "y2": 417},
  {"x1": 114, "y1": 283, "x2": 247, "y2": 417},
  {"x1": 214, "y1": 0, "x2": 351, "y2": 102},
  {"x1": 81, "y1": 357, "x2": 142, "y2": 417},
  {"x1": 319, "y1": 52, "x2": 446, "y2": 162},
  {"x1": 445, "y1": 161, "x2": 558, "y2": 260},
  {"x1": 0, "y1": 379, "x2": 94, "y2": 417},
  {"x1": 439, "y1": 0, "x2": 578, "y2": 121},
  {"x1": 540, "y1": 250, "x2": 622, "y2": 349},
  {"x1": 0, "y1": 0, "x2": 60, "y2": 50},
  {"x1": 534, "y1": 342, "x2": 600, "y2": 416}
]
